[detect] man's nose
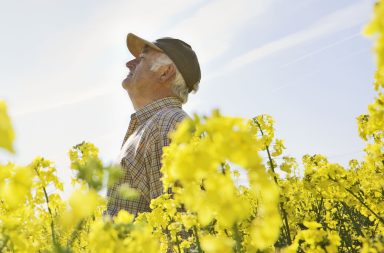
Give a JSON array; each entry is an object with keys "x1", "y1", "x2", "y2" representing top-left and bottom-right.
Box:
[{"x1": 126, "y1": 58, "x2": 139, "y2": 69}]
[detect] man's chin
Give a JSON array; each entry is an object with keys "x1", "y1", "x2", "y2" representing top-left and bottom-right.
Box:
[{"x1": 122, "y1": 78, "x2": 131, "y2": 90}]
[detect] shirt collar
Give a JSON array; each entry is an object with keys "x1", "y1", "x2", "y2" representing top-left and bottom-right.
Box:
[{"x1": 131, "y1": 96, "x2": 182, "y2": 124}]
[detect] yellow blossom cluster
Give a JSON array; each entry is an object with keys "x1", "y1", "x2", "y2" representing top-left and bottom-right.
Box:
[
  {"x1": 0, "y1": 101, "x2": 14, "y2": 154},
  {"x1": 0, "y1": 1, "x2": 383, "y2": 252}
]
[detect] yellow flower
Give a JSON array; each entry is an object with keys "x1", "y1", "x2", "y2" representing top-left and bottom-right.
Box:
[
  {"x1": 114, "y1": 210, "x2": 134, "y2": 224},
  {"x1": 60, "y1": 188, "x2": 104, "y2": 229},
  {"x1": 0, "y1": 100, "x2": 15, "y2": 153},
  {"x1": 303, "y1": 221, "x2": 322, "y2": 229},
  {"x1": 118, "y1": 183, "x2": 140, "y2": 200},
  {"x1": 201, "y1": 234, "x2": 235, "y2": 253},
  {"x1": 0, "y1": 165, "x2": 33, "y2": 209}
]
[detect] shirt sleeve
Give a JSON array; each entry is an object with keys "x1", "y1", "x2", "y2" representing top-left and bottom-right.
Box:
[{"x1": 145, "y1": 109, "x2": 189, "y2": 200}]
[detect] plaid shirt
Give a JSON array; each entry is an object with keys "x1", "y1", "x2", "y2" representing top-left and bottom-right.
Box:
[{"x1": 105, "y1": 97, "x2": 188, "y2": 217}]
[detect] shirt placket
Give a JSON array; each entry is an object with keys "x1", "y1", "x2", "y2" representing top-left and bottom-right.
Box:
[{"x1": 121, "y1": 116, "x2": 139, "y2": 148}]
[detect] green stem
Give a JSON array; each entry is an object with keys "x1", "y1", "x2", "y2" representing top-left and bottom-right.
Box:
[
  {"x1": 67, "y1": 219, "x2": 85, "y2": 248},
  {"x1": 34, "y1": 168, "x2": 58, "y2": 248},
  {"x1": 175, "y1": 234, "x2": 182, "y2": 253},
  {"x1": 43, "y1": 187, "x2": 57, "y2": 244},
  {"x1": 329, "y1": 177, "x2": 384, "y2": 225},
  {"x1": 344, "y1": 188, "x2": 384, "y2": 225},
  {"x1": 233, "y1": 223, "x2": 243, "y2": 253},
  {"x1": 193, "y1": 226, "x2": 203, "y2": 253},
  {"x1": 254, "y1": 119, "x2": 292, "y2": 245},
  {"x1": 340, "y1": 202, "x2": 365, "y2": 237},
  {"x1": 167, "y1": 215, "x2": 182, "y2": 253},
  {"x1": 279, "y1": 206, "x2": 292, "y2": 245},
  {"x1": 0, "y1": 235, "x2": 9, "y2": 252}
]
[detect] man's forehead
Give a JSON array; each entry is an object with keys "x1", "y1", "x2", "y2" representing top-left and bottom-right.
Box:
[
  {"x1": 140, "y1": 45, "x2": 161, "y2": 55},
  {"x1": 141, "y1": 45, "x2": 149, "y2": 54}
]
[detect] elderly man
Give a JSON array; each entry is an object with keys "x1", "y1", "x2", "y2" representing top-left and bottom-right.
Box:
[{"x1": 105, "y1": 33, "x2": 201, "y2": 217}]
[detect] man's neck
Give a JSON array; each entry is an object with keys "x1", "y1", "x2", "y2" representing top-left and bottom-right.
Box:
[
  {"x1": 130, "y1": 94, "x2": 174, "y2": 111},
  {"x1": 127, "y1": 83, "x2": 175, "y2": 111},
  {"x1": 131, "y1": 97, "x2": 155, "y2": 111}
]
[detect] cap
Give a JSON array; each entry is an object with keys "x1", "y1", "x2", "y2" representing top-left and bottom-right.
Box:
[{"x1": 126, "y1": 33, "x2": 201, "y2": 92}]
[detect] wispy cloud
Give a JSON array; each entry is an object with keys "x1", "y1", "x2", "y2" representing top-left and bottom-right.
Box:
[
  {"x1": 268, "y1": 47, "x2": 369, "y2": 94},
  {"x1": 167, "y1": 0, "x2": 274, "y2": 65},
  {"x1": 7, "y1": 0, "x2": 203, "y2": 117},
  {"x1": 13, "y1": 87, "x2": 114, "y2": 117},
  {"x1": 214, "y1": 1, "x2": 371, "y2": 77},
  {"x1": 9, "y1": 0, "x2": 272, "y2": 117},
  {"x1": 280, "y1": 33, "x2": 360, "y2": 68},
  {"x1": 5, "y1": 0, "x2": 371, "y2": 117}
]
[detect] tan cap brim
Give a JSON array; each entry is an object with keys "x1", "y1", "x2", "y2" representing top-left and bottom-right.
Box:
[{"x1": 126, "y1": 33, "x2": 163, "y2": 57}]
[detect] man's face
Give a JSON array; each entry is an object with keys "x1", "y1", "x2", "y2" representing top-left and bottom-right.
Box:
[{"x1": 122, "y1": 47, "x2": 160, "y2": 95}]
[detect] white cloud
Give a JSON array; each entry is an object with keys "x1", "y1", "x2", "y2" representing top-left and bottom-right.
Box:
[
  {"x1": 9, "y1": 0, "x2": 272, "y2": 117},
  {"x1": 167, "y1": 0, "x2": 274, "y2": 64},
  {"x1": 13, "y1": 86, "x2": 114, "y2": 117},
  {"x1": 6, "y1": 0, "x2": 370, "y2": 116},
  {"x1": 280, "y1": 33, "x2": 361, "y2": 68},
  {"x1": 217, "y1": 0, "x2": 371, "y2": 75},
  {"x1": 6, "y1": 0, "x2": 203, "y2": 117}
]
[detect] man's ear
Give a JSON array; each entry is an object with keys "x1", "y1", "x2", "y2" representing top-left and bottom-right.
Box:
[{"x1": 159, "y1": 64, "x2": 176, "y2": 83}]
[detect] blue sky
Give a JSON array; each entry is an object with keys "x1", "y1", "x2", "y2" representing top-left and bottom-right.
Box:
[{"x1": 0, "y1": 0, "x2": 377, "y2": 196}]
